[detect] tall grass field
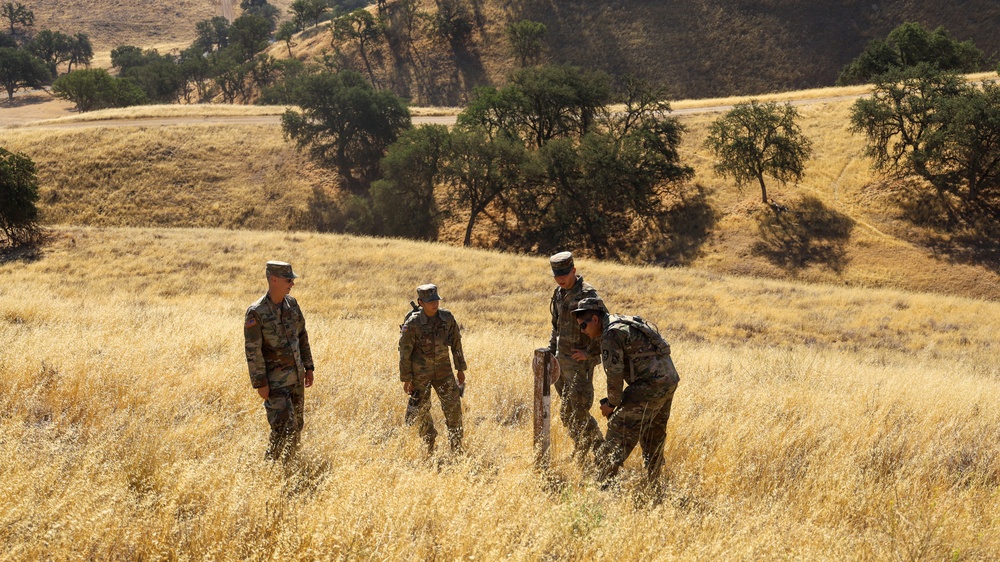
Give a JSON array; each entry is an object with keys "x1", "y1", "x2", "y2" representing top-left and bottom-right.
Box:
[{"x1": 2, "y1": 226, "x2": 998, "y2": 560}]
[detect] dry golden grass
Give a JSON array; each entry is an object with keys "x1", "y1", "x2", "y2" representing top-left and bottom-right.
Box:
[
  {"x1": 4, "y1": 91, "x2": 1000, "y2": 300},
  {"x1": 22, "y1": 104, "x2": 290, "y2": 125},
  {"x1": 1, "y1": 226, "x2": 998, "y2": 559}
]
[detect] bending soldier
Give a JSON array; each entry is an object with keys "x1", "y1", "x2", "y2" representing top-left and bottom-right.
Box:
[
  {"x1": 244, "y1": 261, "x2": 315, "y2": 461},
  {"x1": 573, "y1": 297, "x2": 680, "y2": 486},
  {"x1": 548, "y1": 251, "x2": 606, "y2": 464},
  {"x1": 398, "y1": 284, "x2": 467, "y2": 455}
]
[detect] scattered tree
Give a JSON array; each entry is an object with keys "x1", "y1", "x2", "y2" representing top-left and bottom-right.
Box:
[
  {"x1": 229, "y1": 12, "x2": 272, "y2": 62},
  {"x1": 275, "y1": 20, "x2": 298, "y2": 57},
  {"x1": 851, "y1": 65, "x2": 1000, "y2": 204},
  {"x1": 281, "y1": 69, "x2": 411, "y2": 191},
  {"x1": 705, "y1": 100, "x2": 812, "y2": 204},
  {"x1": 459, "y1": 65, "x2": 611, "y2": 148},
  {"x1": 289, "y1": 0, "x2": 330, "y2": 30},
  {"x1": 194, "y1": 16, "x2": 231, "y2": 53},
  {"x1": 506, "y1": 20, "x2": 546, "y2": 67},
  {"x1": 332, "y1": 9, "x2": 383, "y2": 87},
  {"x1": 0, "y1": 146, "x2": 40, "y2": 246},
  {"x1": 0, "y1": 46, "x2": 49, "y2": 100},
  {"x1": 432, "y1": 0, "x2": 473, "y2": 45},
  {"x1": 66, "y1": 33, "x2": 93, "y2": 73},
  {"x1": 1, "y1": 2, "x2": 32, "y2": 39},
  {"x1": 371, "y1": 124, "x2": 451, "y2": 239},
  {"x1": 27, "y1": 29, "x2": 73, "y2": 75},
  {"x1": 240, "y1": 0, "x2": 280, "y2": 30},
  {"x1": 838, "y1": 22, "x2": 983, "y2": 85},
  {"x1": 52, "y1": 68, "x2": 147, "y2": 111},
  {"x1": 442, "y1": 126, "x2": 527, "y2": 246}
]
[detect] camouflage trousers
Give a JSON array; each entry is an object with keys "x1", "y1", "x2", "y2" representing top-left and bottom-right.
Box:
[
  {"x1": 595, "y1": 378, "x2": 678, "y2": 484},
  {"x1": 264, "y1": 382, "x2": 305, "y2": 461},
  {"x1": 409, "y1": 375, "x2": 463, "y2": 453},
  {"x1": 554, "y1": 355, "x2": 604, "y2": 462}
]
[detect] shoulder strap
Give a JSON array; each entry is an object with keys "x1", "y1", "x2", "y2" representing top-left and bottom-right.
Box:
[
  {"x1": 401, "y1": 301, "x2": 421, "y2": 331},
  {"x1": 609, "y1": 315, "x2": 671, "y2": 357}
]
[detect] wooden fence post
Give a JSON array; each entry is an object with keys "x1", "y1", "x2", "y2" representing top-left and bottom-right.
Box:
[{"x1": 532, "y1": 348, "x2": 560, "y2": 466}]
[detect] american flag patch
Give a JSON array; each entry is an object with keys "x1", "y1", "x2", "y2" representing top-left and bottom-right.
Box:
[{"x1": 245, "y1": 317, "x2": 257, "y2": 328}]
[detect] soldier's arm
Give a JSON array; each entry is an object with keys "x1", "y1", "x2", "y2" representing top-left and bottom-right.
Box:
[
  {"x1": 296, "y1": 303, "x2": 315, "y2": 371},
  {"x1": 244, "y1": 309, "x2": 268, "y2": 389},
  {"x1": 398, "y1": 321, "x2": 417, "y2": 383},
  {"x1": 548, "y1": 289, "x2": 559, "y2": 353},
  {"x1": 602, "y1": 331, "x2": 626, "y2": 407},
  {"x1": 449, "y1": 314, "x2": 467, "y2": 372}
]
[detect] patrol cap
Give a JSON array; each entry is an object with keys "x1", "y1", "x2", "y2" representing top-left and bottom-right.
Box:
[
  {"x1": 416, "y1": 283, "x2": 441, "y2": 302},
  {"x1": 266, "y1": 260, "x2": 298, "y2": 279},
  {"x1": 571, "y1": 297, "x2": 606, "y2": 315},
  {"x1": 550, "y1": 251, "x2": 574, "y2": 276}
]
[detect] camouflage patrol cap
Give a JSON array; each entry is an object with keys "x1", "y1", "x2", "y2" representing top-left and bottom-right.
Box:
[
  {"x1": 265, "y1": 260, "x2": 298, "y2": 279},
  {"x1": 550, "y1": 251, "x2": 574, "y2": 276},
  {"x1": 571, "y1": 297, "x2": 606, "y2": 314},
  {"x1": 416, "y1": 283, "x2": 441, "y2": 302}
]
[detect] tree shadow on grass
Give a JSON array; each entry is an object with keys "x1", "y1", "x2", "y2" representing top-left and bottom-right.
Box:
[
  {"x1": 881, "y1": 180, "x2": 1000, "y2": 273},
  {"x1": 644, "y1": 183, "x2": 718, "y2": 266},
  {"x1": 0, "y1": 234, "x2": 47, "y2": 265},
  {"x1": 751, "y1": 196, "x2": 854, "y2": 273}
]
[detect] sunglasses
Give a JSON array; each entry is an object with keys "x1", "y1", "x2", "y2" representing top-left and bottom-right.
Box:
[{"x1": 578, "y1": 318, "x2": 591, "y2": 331}]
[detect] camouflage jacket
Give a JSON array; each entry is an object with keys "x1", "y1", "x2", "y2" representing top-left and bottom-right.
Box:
[
  {"x1": 600, "y1": 313, "x2": 679, "y2": 407},
  {"x1": 549, "y1": 275, "x2": 603, "y2": 358},
  {"x1": 398, "y1": 309, "x2": 466, "y2": 382},
  {"x1": 244, "y1": 294, "x2": 314, "y2": 389}
]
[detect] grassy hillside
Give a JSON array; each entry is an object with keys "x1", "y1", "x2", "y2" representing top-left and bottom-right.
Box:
[
  {"x1": 20, "y1": 1, "x2": 1000, "y2": 99},
  {"x1": 23, "y1": 0, "x2": 296, "y2": 52},
  {"x1": 1, "y1": 226, "x2": 998, "y2": 559},
  {"x1": 281, "y1": 0, "x2": 1000, "y2": 104},
  {"x1": 4, "y1": 91, "x2": 1000, "y2": 300}
]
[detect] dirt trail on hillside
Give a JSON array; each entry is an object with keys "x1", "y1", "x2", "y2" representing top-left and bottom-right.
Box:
[
  {"x1": 220, "y1": 0, "x2": 234, "y2": 22},
  {"x1": 2, "y1": 93, "x2": 865, "y2": 131}
]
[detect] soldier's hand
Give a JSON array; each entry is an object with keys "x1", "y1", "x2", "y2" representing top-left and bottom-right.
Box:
[
  {"x1": 457, "y1": 370, "x2": 466, "y2": 385},
  {"x1": 571, "y1": 349, "x2": 589, "y2": 361},
  {"x1": 403, "y1": 380, "x2": 414, "y2": 394},
  {"x1": 599, "y1": 400, "x2": 614, "y2": 418},
  {"x1": 257, "y1": 385, "x2": 270, "y2": 400},
  {"x1": 304, "y1": 370, "x2": 314, "y2": 388}
]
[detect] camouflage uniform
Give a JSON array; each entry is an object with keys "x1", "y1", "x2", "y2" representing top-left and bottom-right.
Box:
[
  {"x1": 549, "y1": 252, "x2": 606, "y2": 461},
  {"x1": 398, "y1": 284, "x2": 467, "y2": 453},
  {"x1": 244, "y1": 262, "x2": 314, "y2": 460},
  {"x1": 588, "y1": 307, "x2": 679, "y2": 484}
]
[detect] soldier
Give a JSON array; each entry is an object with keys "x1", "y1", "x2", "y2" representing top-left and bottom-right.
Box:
[
  {"x1": 398, "y1": 284, "x2": 467, "y2": 455},
  {"x1": 244, "y1": 261, "x2": 315, "y2": 461},
  {"x1": 572, "y1": 297, "x2": 680, "y2": 486},
  {"x1": 548, "y1": 251, "x2": 606, "y2": 465}
]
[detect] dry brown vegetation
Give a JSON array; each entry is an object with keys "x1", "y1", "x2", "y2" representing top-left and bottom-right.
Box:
[
  {"x1": 1, "y1": 226, "x2": 998, "y2": 559},
  {"x1": 281, "y1": 0, "x2": 1000, "y2": 104},
  {"x1": 4, "y1": 92, "x2": 1000, "y2": 300}
]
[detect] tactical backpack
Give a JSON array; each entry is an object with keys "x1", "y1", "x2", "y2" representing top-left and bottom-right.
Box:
[
  {"x1": 400, "y1": 301, "x2": 421, "y2": 332},
  {"x1": 607, "y1": 315, "x2": 672, "y2": 359}
]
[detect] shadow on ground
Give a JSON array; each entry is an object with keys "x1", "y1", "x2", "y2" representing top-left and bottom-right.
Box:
[
  {"x1": 0, "y1": 236, "x2": 46, "y2": 265},
  {"x1": 891, "y1": 181, "x2": 1000, "y2": 274},
  {"x1": 751, "y1": 195, "x2": 854, "y2": 272}
]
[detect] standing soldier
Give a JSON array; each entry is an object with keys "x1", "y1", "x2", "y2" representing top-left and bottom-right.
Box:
[
  {"x1": 572, "y1": 297, "x2": 680, "y2": 487},
  {"x1": 398, "y1": 284, "x2": 467, "y2": 455},
  {"x1": 244, "y1": 261, "x2": 315, "y2": 461},
  {"x1": 548, "y1": 251, "x2": 606, "y2": 465}
]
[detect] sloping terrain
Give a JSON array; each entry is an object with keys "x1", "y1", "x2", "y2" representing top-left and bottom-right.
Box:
[
  {"x1": 3, "y1": 92, "x2": 1000, "y2": 301},
  {"x1": 20, "y1": 1, "x2": 1000, "y2": 98},
  {"x1": 1, "y1": 226, "x2": 998, "y2": 558}
]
